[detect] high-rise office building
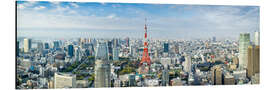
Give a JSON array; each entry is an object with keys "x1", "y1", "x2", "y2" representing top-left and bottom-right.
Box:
[
  {"x1": 74, "y1": 46, "x2": 81, "y2": 61},
  {"x1": 184, "y1": 56, "x2": 191, "y2": 73},
  {"x1": 79, "y1": 38, "x2": 85, "y2": 47},
  {"x1": 247, "y1": 45, "x2": 254, "y2": 79},
  {"x1": 113, "y1": 38, "x2": 119, "y2": 47},
  {"x1": 239, "y1": 33, "x2": 250, "y2": 68},
  {"x1": 162, "y1": 65, "x2": 169, "y2": 86},
  {"x1": 89, "y1": 43, "x2": 95, "y2": 56},
  {"x1": 125, "y1": 37, "x2": 130, "y2": 47},
  {"x1": 247, "y1": 45, "x2": 260, "y2": 79},
  {"x1": 68, "y1": 44, "x2": 74, "y2": 57},
  {"x1": 211, "y1": 66, "x2": 222, "y2": 85},
  {"x1": 23, "y1": 38, "x2": 32, "y2": 53},
  {"x1": 164, "y1": 43, "x2": 169, "y2": 53},
  {"x1": 254, "y1": 31, "x2": 260, "y2": 46},
  {"x1": 94, "y1": 41, "x2": 111, "y2": 88},
  {"x1": 44, "y1": 42, "x2": 49, "y2": 49},
  {"x1": 54, "y1": 72, "x2": 76, "y2": 88},
  {"x1": 112, "y1": 47, "x2": 119, "y2": 60},
  {"x1": 53, "y1": 41, "x2": 60, "y2": 49},
  {"x1": 254, "y1": 46, "x2": 260, "y2": 74},
  {"x1": 107, "y1": 40, "x2": 113, "y2": 57},
  {"x1": 215, "y1": 68, "x2": 222, "y2": 85},
  {"x1": 129, "y1": 44, "x2": 134, "y2": 57}
]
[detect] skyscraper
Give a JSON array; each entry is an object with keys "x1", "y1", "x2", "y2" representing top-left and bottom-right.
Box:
[
  {"x1": 184, "y1": 55, "x2": 192, "y2": 73},
  {"x1": 129, "y1": 44, "x2": 134, "y2": 57},
  {"x1": 162, "y1": 65, "x2": 169, "y2": 86},
  {"x1": 107, "y1": 40, "x2": 113, "y2": 57},
  {"x1": 53, "y1": 41, "x2": 60, "y2": 49},
  {"x1": 113, "y1": 38, "x2": 119, "y2": 47},
  {"x1": 112, "y1": 47, "x2": 119, "y2": 60},
  {"x1": 247, "y1": 45, "x2": 254, "y2": 79},
  {"x1": 211, "y1": 66, "x2": 222, "y2": 85},
  {"x1": 125, "y1": 37, "x2": 130, "y2": 47},
  {"x1": 254, "y1": 31, "x2": 260, "y2": 46},
  {"x1": 247, "y1": 45, "x2": 260, "y2": 79},
  {"x1": 164, "y1": 43, "x2": 169, "y2": 53},
  {"x1": 89, "y1": 43, "x2": 95, "y2": 56},
  {"x1": 68, "y1": 44, "x2": 74, "y2": 57},
  {"x1": 239, "y1": 33, "x2": 250, "y2": 68},
  {"x1": 44, "y1": 42, "x2": 49, "y2": 49},
  {"x1": 23, "y1": 38, "x2": 32, "y2": 53},
  {"x1": 254, "y1": 46, "x2": 260, "y2": 74},
  {"x1": 94, "y1": 41, "x2": 111, "y2": 88},
  {"x1": 74, "y1": 46, "x2": 81, "y2": 61},
  {"x1": 79, "y1": 38, "x2": 85, "y2": 48}
]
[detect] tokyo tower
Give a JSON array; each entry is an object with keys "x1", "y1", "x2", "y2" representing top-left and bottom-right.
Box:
[{"x1": 140, "y1": 18, "x2": 151, "y2": 66}]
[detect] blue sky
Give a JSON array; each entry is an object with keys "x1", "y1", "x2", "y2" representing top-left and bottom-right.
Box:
[{"x1": 17, "y1": 1, "x2": 259, "y2": 40}]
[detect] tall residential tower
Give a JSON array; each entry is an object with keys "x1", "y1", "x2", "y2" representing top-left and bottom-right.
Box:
[
  {"x1": 239, "y1": 33, "x2": 250, "y2": 68},
  {"x1": 23, "y1": 38, "x2": 32, "y2": 53},
  {"x1": 94, "y1": 41, "x2": 111, "y2": 87}
]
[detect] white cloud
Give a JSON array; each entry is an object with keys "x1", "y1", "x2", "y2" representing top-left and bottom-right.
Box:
[
  {"x1": 107, "y1": 14, "x2": 116, "y2": 19},
  {"x1": 50, "y1": 1, "x2": 60, "y2": 5},
  {"x1": 100, "y1": 2, "x2": 106, "y2": 5},
  {"x1": 70, "y1": 3, "x2": 79, "y2": 8},
  {"x1": 17, "y1": 1, "x2": 37, "y2": 9},
  {"x1": 34, "y1": 6, "x2": 46, "y2": 10},
  {"x1": 17, "y1": 11, "x2": 140, "y2": 31},
  {"x1": 49, "y1": 2, "x2": 70, "y2": 14}
]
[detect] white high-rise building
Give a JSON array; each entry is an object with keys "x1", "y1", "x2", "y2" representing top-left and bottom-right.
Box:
[
  {"x1": 184, "y1": 56, "x2": 192, "y2": 73},
  {"x1": 54, "y1": 73, "x2": 76, "y2": 88},
  {"x1": 23, "y1": 38, "x2": 32, "y2": 53},
  {"x1": 239, "y1": 33, "x2": 250, "y2": 68},
  {"x1": 254, "y1": 31, "x2": 260, "y2": 46},
  {"x1": 94, "y1": 41, "x2": 111, "y2": 87},
  {"x1": 129, "y1": 44, "x2": 133, "y2": 57}
]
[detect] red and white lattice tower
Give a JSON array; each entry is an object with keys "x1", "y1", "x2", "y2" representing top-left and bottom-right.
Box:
[{"x1": 140, "y1": 18, "x2": 151, "y2": 66}]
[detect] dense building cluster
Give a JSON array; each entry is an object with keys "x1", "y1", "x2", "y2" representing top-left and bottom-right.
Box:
[{"x1": 16, "y1": 30, "x2": 260, "y2": 89}]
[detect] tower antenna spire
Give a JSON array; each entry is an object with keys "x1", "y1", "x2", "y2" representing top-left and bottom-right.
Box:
[{"x1": 140, "y1": 18, "x2": 151, "y2": 74}]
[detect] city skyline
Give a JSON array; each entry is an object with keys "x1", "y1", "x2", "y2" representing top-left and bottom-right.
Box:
[
  {"x1": 13, "y1": 0, "x2": 263, "y2": 89},
  {"x1": 17, "y1": 1, "x2": 259, "y2": 40}
]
